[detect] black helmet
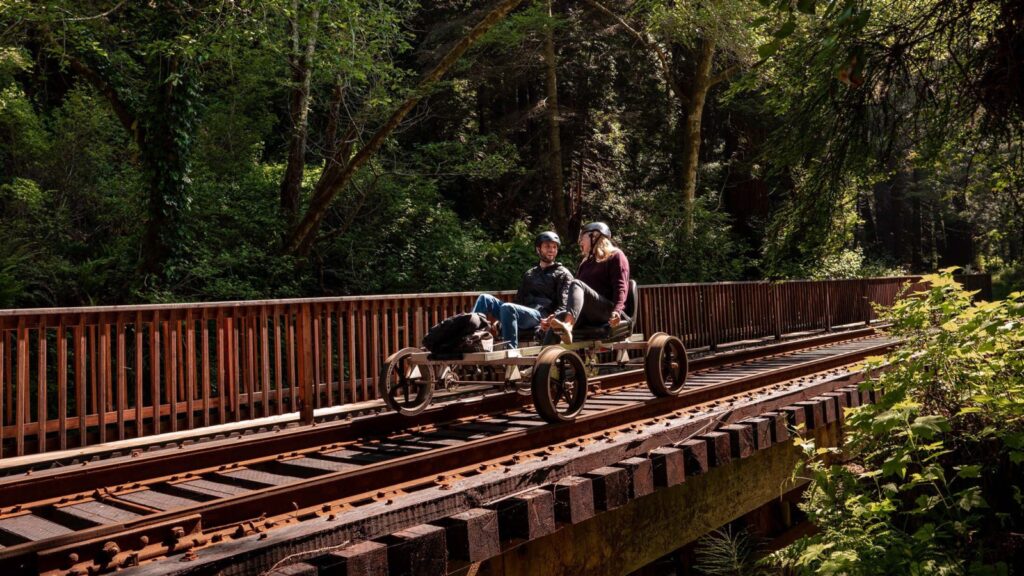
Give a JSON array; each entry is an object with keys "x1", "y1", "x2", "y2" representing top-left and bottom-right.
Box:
[
  {"x1": 535, "y1": 231, "x2": 561, "y2": 246},
  {"x1": 580, "y1": 221, "x2": 612, "y2": 239}
]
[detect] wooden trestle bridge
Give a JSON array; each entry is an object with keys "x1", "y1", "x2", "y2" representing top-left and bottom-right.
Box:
[{"x1": 0, "y1": 275, "x2": 991, "y2": 576}]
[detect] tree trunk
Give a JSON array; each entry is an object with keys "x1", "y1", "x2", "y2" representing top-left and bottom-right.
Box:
[
  {"x1": 284, "y1": 0, "x2": 528, "y2": 255},
  {"x1": 279, "y1": 3, "x2": 319, "y2": 224},
  {"x1": 139, "y1": 47, "x2": 200, "y2": 278},
  {"x1": 681, "y1": 37, "x2": 716, "y2": 236},
  {"x1": 324, "y1": 77, "x2": 345, "y2": 160},
  {"x1": 544, "y1": 0, "x2": 568, "y2": 237}
]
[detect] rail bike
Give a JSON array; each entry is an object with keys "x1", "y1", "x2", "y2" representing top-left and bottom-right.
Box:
[{"x1": 380, "y1": 281, "x2": 689, "y2": 424}]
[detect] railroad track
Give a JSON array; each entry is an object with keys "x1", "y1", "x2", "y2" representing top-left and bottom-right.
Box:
[{"x1": 0, "y1": 329, "x2": 895, "y2": 575}]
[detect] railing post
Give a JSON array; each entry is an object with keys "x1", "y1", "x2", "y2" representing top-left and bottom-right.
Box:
[
  {"x1": 772, "y1": 283, "x2": 782, "y2": 340},
  {"x1": 825, "y1": 282, "x2": 832, "y2": 332},
  {"x1": 862, "y1": 279, "x2": 871, "y2": 326},
  {"x1": 297, "y1": 304, "x2": 315, "y2": 425}
]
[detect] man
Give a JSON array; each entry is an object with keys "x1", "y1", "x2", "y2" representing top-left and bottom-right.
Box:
[{"x1": 472, "y1": 231, "x2": 574, "y2": 348}]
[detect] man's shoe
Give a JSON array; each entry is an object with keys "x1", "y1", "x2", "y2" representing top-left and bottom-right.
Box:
[{"x1": 548, "y1": 318, "x2": 573, "y2": 344}]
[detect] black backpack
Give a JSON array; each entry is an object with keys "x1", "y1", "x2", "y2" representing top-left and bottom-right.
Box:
[{"x1": 422, "y1": 312, "x2": 493, "y2": 354}]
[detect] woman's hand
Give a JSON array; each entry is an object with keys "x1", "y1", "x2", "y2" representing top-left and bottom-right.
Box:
[
  {"x1": 541, "y1": 315, "x2": 553, "y2": 330},
  {"x1": 609, "y1": 311, "x2": 621, "y2": 327}
]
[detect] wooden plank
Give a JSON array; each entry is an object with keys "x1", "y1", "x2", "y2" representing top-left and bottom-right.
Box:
[
  {"x1": 219, "y1": 468, "x2": 301, "y2": 487},
  {"x1": 324, "y1": 306, "x2": 334, "y2": 408},
  {"x1": 173, "y1": 479, "x2": 249, "y2": 499},
  {"x1": 116, "y1": 489, "x2": 201, "y2": 511},
  {"x1": 274, "y1": 305, "x2": 283, "y2": 415},
  {"x1": 75, "y1": 320, "x2": 87, "y2": 447},
  {"x1": 186, "y1": 310, "x2": 196, "y2": 430},
  {"x1": 550, "y1": 476, "x2": 594, "y2": 525},
  {"x1": 135, "y1": 311, "x2": 144, "y2": 438},
  {"x1": 437, "y1": 508, "x2": 500, "y2": 562},
  {"x1": 117, "y1": 315, "x2": 127, "y2": 441},
  {"x1": 229, "y1": 316, "x2": 240, "y2": 422},
  {"x1": 347, "y1": 307, "x2": 356, "y2": 404},
  {"x1": 260, "y1": 307, "x2": 270, "y2": 416},
  {"x1": 380, "y1": 524, "x2": 446, "y2": 576},
  {"x1": 60, "y1": 501, "x2": 142, "y2": 524},
  {"x1": 359, "y1": 303, "x2": 368, "y2": 401},
  {"x1": 494, "y1": 489, "x2": 555, "y2": 543},
  {"x1": 312, "y1": 307, "x2": 321, "y2": 409},
  {"x1": 0, "y1": 514, "x2": 74, "y2": 541},
  {"x1": 17, "y1": 318, "x2": 28, "y2": 456},
  {"x1": 98, "y1": 319, "x2": 108, "y2": 444},
  {"x1": 150, "y1": 310, "x2": 161, "y2": 436},
  {"x1": 201, "y1": 315, "x2": 211, "y2": 427},
  {"x1": 246, "y1": 314, "x2": 256, "y2": 420},
  {"x1": 288, "y1": 311, "x2": 297, "y2": 414},
  {"x1": 216, "y1": 311, "x2": 227, "y2": 425},
  {"x1": 163, "y1": 317, "x2": 174, "y2": 433},
  {"x1": 1, "y1": 329, "x2": 6, "y2": 458},
  {"x1": 37, "y1": 323, "x2": 47, "y2": 452}
]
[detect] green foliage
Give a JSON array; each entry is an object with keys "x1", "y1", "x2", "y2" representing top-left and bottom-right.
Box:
[
  {"x1": 693, "y1": 527, "x2": 771, "y2": 576},
  {"x1": 622, "y1": 194, "x2": 749, "y2": 283},
  {"x1": 811, "y1": 247, "x2": 908, "y2": 280},
  {"x1": 777, "y1": 270, "x2": 1024, "y2": 574}
]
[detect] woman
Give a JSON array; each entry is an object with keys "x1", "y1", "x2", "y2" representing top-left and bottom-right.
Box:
[{"x1": 542, "y1": 221, "x2": 630, "y2": 344}]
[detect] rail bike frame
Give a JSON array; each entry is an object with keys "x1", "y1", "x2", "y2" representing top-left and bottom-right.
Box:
[{"x1": 380, "y1": 332, "x2": 689, "y2": 424}]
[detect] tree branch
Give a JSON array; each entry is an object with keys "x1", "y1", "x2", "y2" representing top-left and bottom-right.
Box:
[
  {"x1": 708, "y1": 64, "x2": 740, "y2": 88},
  {"x1": 581, "y1": 0, "x2": 687, "y2": 104},
  {"x1": 39, "y1": 27, "x2": 140, "y2": 142},
  {"x1": 284, "y1": 0, "x2": 529, "y2": 255}
]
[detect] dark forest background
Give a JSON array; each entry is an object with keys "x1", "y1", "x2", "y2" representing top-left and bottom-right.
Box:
[{"x1": 1, "y1": 0, "x2": 1022, "y2": 308}]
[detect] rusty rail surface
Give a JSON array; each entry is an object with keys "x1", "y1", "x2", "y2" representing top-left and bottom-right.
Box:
[{"x1": 0, "y1": 275, "x2": 988, "y2": 458}]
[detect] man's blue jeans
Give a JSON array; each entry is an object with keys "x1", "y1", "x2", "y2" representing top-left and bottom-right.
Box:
[{"x1": 472, "y1": 294, "x2": 542, "y2": 348}]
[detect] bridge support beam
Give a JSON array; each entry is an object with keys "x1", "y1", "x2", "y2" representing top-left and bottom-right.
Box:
[{"x1": 475, "y1": 421, "x2": 841, "y2": 576}]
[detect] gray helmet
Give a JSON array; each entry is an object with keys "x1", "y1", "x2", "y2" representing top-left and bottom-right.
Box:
[
  {"x1": 580, "y1": 221, "x2": 612, "y2": 239},
  {"x1": 535, "y1": 231, "x2": 561, "y2": 247}
]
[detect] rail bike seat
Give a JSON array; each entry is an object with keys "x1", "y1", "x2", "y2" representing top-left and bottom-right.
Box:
[{"x1": 542, "y1": 280, "x2": 639, "y2": 344}]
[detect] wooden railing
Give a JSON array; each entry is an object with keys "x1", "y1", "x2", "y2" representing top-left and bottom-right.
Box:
[{"x1": 0, "y1": 274, "x2": 989, "y2": 458}]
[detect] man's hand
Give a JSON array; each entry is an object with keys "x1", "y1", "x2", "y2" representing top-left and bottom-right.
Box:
[{"x1": 609, "y1": 311, "x2": 621, "y2": 327}]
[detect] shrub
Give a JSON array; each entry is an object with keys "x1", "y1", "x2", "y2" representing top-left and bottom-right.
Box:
[{"x1": 776, "y1": 270, "x2": 1024, "y2": 574}]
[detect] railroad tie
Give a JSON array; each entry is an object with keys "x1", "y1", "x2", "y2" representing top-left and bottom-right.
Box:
[
  {"x1": 549, "y1": 475, "x2": 595, "y2": 525},
  {"x1": 583, "y1": 466, "x2": 630, "y2": 511},
  {"x1": 377, "y1": 524, "x2": 447, "y2": 576},
  {"x1": 612, "y1": 457, "x2": 655, "y2": 499},
  {"x1": 648, "y1": 447, "x2": 686, "y2": 488},
  {"x1": 434, "y1": 508, "x2": 500, "y2": 563},
  {"x1": 493, "y1": 489, "x2": 556, "y2": 544},
  {"x1": 307, "y1": 540, "x2": 388, "y2": 576}
]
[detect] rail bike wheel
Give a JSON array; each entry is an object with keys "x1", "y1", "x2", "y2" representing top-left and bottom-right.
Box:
[
  {"x1": 381, "y1": 347, "x2": 435, "y2": 416},
  {"x1": 531, "y1": 347, "x2": 588, "y2": 423},
  {"x1": 644, "y1": 332, "x2": 688, "y2": 396}
]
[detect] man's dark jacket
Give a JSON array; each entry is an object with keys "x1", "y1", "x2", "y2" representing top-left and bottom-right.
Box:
[{"x1": 515, "y1": 262, "x2": 574, "y2": 316}]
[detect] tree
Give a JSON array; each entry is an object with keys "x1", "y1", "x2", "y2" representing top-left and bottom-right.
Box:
[
  {"x1": 283, "y1": 0, "x2": 529, "y2": 255},
  {"x1": 582, "y1": 0, "x2": 759, "y2": 235}
]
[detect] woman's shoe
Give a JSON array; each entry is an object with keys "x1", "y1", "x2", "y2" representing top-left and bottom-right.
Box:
[{"x1": 548, "y1": 318, "x2": 574, "y2": 344}]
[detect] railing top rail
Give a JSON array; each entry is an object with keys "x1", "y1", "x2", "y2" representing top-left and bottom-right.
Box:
[{"x1": 0, "y1": 274, "x2": 965, "y2": 317}]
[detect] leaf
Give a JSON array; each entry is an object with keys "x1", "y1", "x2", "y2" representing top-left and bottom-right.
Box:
[
  {"x1": 798, "y1": 542, "x2": 834, "y2": 564},
  {"x1": 797, "y1": 0, "x2": 817, "y2": 14},
  {"x1": 957, "y1": 487, "x2": 988, "y2": 511},
  {"x1": 956, "y1": 465, "x2": 983, "y2": 479},
  {"x1": 775, "y1": 20, "x2": 797, "y2": 39},
  {"x1": 757, "y1": 40, "x2": 781, "y2": 59},
  {"x1": 910, "y1": 415, "x2": 949, "y2": 439}
]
